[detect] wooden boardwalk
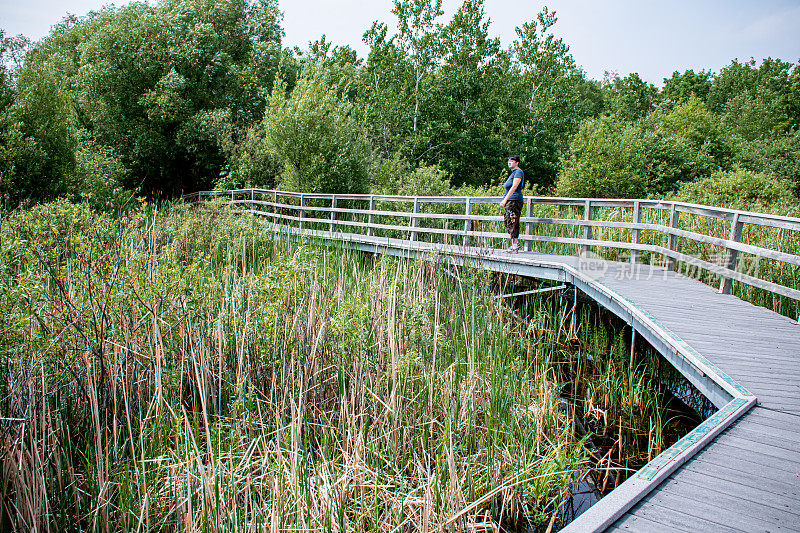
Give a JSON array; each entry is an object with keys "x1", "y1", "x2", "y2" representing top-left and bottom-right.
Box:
[
  {"x1": 583, "y1": 256, "x2": 800, "y2": 532},
  {"x1": 188, "y1": 190, "x2": 800, "y2": 532}
]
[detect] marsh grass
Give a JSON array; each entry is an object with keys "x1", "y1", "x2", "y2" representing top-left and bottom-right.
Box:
[
  {"x1": 0, "y1": 200, "x2": 701, "y2": 531},
  {"x1": 1, "y1": 200, "x2": 583, "y2": 532}
]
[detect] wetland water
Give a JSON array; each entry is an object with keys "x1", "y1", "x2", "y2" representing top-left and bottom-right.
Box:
[{"x1": 499, "y1": 277, "x2": 712, "y2": 528}]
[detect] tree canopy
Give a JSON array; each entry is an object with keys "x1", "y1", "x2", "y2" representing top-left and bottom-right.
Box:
[{"x1": 0, "y1": 0, "x2": 798, "y2": 207}]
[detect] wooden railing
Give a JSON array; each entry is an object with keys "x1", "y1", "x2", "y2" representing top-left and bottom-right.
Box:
[{"x1": 182, "y1": 189, "x2": 800, "y2": 308}]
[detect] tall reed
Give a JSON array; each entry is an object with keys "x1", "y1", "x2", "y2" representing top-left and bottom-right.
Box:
[{"x1": 2, "y1": 201, "x2": 596, "y2": 531}]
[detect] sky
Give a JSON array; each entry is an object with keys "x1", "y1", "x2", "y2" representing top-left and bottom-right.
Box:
[{"x1": 2, "y1": 0, "x2": 799, "y2": 85}]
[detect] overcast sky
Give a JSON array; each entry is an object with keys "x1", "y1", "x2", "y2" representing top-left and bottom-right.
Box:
[{"x1": 2, "y1": 0, "x2": 799, "y2": 85}]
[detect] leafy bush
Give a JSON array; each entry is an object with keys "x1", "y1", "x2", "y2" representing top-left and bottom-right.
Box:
[
  {"x1": 729, "y1": 129, "x2": 800, "y2": 190},
  {"x1": 372, "y1": 155, "x2": 452, "y2": 196},
  {"x1": 215, "y1": 122, "x2": 281, "y2": 191},
  {"x1": 263, "y1": 62, "x2": 372, "y2": 194},
  {"x1": 556, "y1": 99, "x2": 736, "y2": 198},
  {"x1": 72, "y1": 131, "x2": 134, "y2": 212},
  {"x1": 555, "y1": 115, "x2": 684, "y2": 197},
  {"x1": 0, "y1": 61, "x2": 77, "y2": 206},
  {"x1": 674, "y1": 168, "x2": 795, "y2": 209},
  {"x1": 661, "y1": 96, "x2": 731, "y2": 174}
]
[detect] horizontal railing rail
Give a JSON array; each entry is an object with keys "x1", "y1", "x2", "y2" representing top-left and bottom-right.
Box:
[{"x1": 182, "y1": 189, "x2": 800, "y2": 307}]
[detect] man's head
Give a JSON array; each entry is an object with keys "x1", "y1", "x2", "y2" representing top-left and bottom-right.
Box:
[{"x1": 507, "y1": 155, "x2": 520, "y2": 169}]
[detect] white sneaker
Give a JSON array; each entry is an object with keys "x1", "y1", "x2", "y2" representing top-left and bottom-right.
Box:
[{"x1": 505, "y1": 243, "x2": 520, "y2": 253}]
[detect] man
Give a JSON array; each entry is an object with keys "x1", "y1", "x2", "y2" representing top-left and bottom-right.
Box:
[{"x1": 500, "y1": 155, "x2": 525, "y2": 253}]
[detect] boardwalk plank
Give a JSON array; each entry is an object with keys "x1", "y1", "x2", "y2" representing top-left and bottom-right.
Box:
[
  {"x1": 681, "y1": 460, "x2": 800, "y2": 502},
  {"x1": 741, "y1": 407, "x2": 800, "y2": 425},
  {"x1": 690, "y1": 454, "x2": 800, "y2": 487},
  {"x1": 664, "y1": 469, "x2": 800, "y2": 518},
  {"x1": 642, "y1": 479, "x2": 800, "y2": 529},
  {"x1": 625, "y1": 499, "x2": 746, "y2": 533},
  {"x1": 606, "y1": 514, "x2": 690, "y2": 532}
]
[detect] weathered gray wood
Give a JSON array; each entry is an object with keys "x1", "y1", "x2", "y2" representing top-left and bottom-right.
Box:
[
  {"x1": 672, "y1": 470, "x2": 800, "y2": 512},
  {"x1": 607, "y1": 514, "x2": 689, "y2": 533},
  {"x1": 463, "y1": 198, "x2": 472, "y2": 247},
  {"x1": 410, "y1": 197, "x2": 420, "y2": 242},
  {"x1": 684, "y1": 438, "x2": 800, "y2": 480},
  {"x1": 525, "y1": 198, "x2": 534, "y2": 251},
  {"x1": 681, "y1": 459, "x2": 800, "y2": 502},
  {"x1": 717, "y1": 424, "x2": 800, "y2": 454},
  {"x1": 734, "y1": 406, "x2": 800, "y2": 426},
  {"x1": 630, "y1": 200, "x2": 641, "y2": 264},
  {"x1": 329, "y1": 195, "x2": 337, "y2": 233},
  {"x1": 665, "y1": 203, "x2": 680, "y2": 271},
  {"x1": 719, "y1": 213, "x2": 744, "y2": 294},
  {"x1": 625, "y1": 500, "x2": 743, "y2": 533},
  {"x1": 690, "y1": 454, "x2": 800, "y2": 487},
  {"x1": 233, "y1": 194, "x2": 800, "y2": 303},
  {"x1": 251, "y1": 205, "x2": 800, "y2": 301},
  {"x1": 299, "y1": 194, "x2": 306, "y2": 230},
  {"x1": 193, "y1": 188, "x2": 800, "y2": 230},
  {"x1": 367, "y1": 196, "x2": 376, "y2": 237},
  {"x1": 582, "y1": 199, "x2": 593, "y2": 255},
  {"x1": 641, "y1": 481, "x2": 800, "y2": 529}
]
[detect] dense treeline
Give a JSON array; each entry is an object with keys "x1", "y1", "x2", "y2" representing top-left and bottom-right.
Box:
[{"x1": 0, "y1": 0, "x2": 798, "y2": 208}]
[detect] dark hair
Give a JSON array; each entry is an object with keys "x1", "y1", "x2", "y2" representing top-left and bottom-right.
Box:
[{"x1": 507, "y1": 155, "x2": 521, "y2": 163}]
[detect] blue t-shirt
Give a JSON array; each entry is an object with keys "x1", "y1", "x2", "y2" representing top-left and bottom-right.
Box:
[{"x1": 504, "y1": 168, "x2": 525, "y2": 202}]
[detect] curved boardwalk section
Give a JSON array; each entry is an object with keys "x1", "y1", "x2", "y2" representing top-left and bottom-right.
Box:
[
  {"x1": 188, "y1": 190, "x2": 800, "y2": 532},
  {"x1": 577, "y1": 257, "x2": 800, "y2": 532}
]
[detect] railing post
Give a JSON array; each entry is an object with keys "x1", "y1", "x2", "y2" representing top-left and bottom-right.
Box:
[
  {"x1": 665, "y1": 203, "x2": 679, "y2": 271},
  {"x1": 719, "y1": 213, "x2": 744, "y2": 294},
  {"x1": 582, "y1": 199, "x2": 593, "y2": 256},
  {"x1": 525, "y1": 198, "x2": 534, "y2": 252},
  {"x1": 250, "y1": 189, "x2": 254, "y2": 204},
  {"x1": 299, "y1": 194, "x2": 306, "y2": 230},
  {"x1": 631, "y1": 200, "x2": 641, "y2": 264},
  {"x1": 367, "y1": 196, "x2": 376, "y2": 237},
  {"x1": 410, "y1": 198, "x2": 420, "y2": 242},
  {"x1": 329, "y1": 195, "x2": 337, "y2": 233},
  {"x1": 463, "y1": 198, "x2": 472, "y2": 247}
]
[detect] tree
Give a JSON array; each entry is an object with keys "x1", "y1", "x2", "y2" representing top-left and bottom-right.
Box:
[
  {"x1": 392, "y1": 0, "x2": 444, "y2": 140},
  {"x1": 507, "y1": 7, "x2": 591, "y2": 188},
  {"x1": 359, "y1": 21, "x2": 414, "y2": 158},
  {"x1": 424, "y1": 0, "x2": 503, "y2": 185},
  {"x1": 602, "y1": 72, "x2": 659, "y2": 121},
  {"x1": 556, "y1": 107, "x2": 728, "y2": 198},
  {"x1": 0, "y1": 50, "x2": 77, "y2": 205},
  {"x1": 662, "y1": 96, "x2": 731, "y2": 175},
  {"x1": 16, "y1": 0, "x2": 284, "y2": 199},
  {"x1": 661, "y1": 69, "x2": 712, "y2": 108},
  {"x1": 261, "y1": 62, "x2": 371, "y2": 194}
]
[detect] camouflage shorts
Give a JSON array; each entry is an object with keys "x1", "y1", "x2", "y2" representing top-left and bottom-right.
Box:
[{"x1": 504, "y1": 200, "x2": 523, "y2": 239}]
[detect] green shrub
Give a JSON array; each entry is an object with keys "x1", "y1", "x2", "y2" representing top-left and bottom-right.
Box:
[
  {"x1": 674, "y1": 168, "x2": 795, "y2": 209},
  {"x1": 729, "y1": 129, "x2": 800, "y2": 190},
  {"x1": 556, "y1": 99, "x2": 737, "y2": 199},
  {"x1": 72, "y1": 131, "x2": 134, "y2": 212},
  {"x1": 555, "y1": 115, "x2": 686, "y2": 197},
  {"x1": 263, "y1": 62, "x2": 372, "y2": 194},
  {"x1": 372, "y1": 155, "x2": 452, "y2": 196}
]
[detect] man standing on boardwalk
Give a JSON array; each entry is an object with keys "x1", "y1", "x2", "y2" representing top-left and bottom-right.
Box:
[{"x1": 500, "y1": 155, "x2": 525, "y2": 253}]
